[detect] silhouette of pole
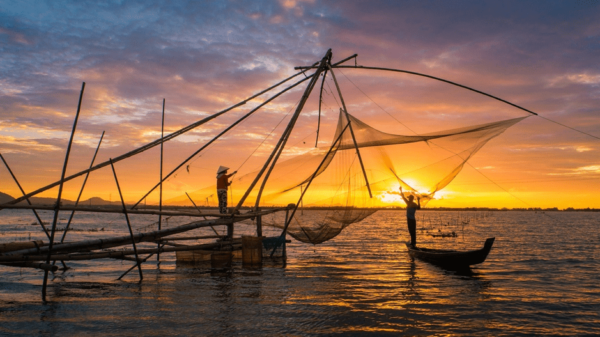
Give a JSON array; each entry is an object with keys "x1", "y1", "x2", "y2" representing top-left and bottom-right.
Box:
[
  {"x1": 0, "y1": 153, "x2": 50, "y2": 239},
  {"x1": 110, "y1": 159, "x2": 143, "y2": 281},
  {"x1": 42, "y1": 82, "x2": 85, "y2": 302},
  {"x1": 326, "y1": 65, "x2": 372, "y2": 198},
  {"x1": 158, "y1": 99, "x2": 165, "y2": 262}
]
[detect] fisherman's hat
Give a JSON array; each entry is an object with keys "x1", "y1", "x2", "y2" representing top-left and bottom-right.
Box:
[{"x1": 217, "y1": 166, "x2": 229, "y2": 174}]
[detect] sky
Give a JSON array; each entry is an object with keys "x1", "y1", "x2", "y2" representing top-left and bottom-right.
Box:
[{"x1": 1, "y1": 0, "x2": 599, "y2": 209}]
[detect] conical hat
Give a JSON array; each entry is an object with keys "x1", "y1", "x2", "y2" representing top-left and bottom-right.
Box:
[{"x1": 217, "y1": 166, "x2": 229, "y2": 174}]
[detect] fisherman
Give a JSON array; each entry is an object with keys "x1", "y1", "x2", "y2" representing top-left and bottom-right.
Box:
[
  {"x1": 216, "y1": 166, "x2": 237, "y2": 214},
  {"x1": 400, "y1": 186, "x2": 421, "y2": 247}
]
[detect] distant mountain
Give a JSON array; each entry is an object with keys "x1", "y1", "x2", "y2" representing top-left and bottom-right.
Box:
[
  {"x1": 79, "y1": 197, "x2": 121, "y2": 206},
  {"x1": 0, "y1": 192, "x2": 120, "y2": 206},
  {"x1": 0, "y1": 191, "x2": 14, "y2": 204}
]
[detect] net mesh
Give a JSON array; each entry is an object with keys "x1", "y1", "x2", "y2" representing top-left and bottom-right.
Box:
[{"x1": 175, "y1": 110, "x2": 526, "y2": 244}]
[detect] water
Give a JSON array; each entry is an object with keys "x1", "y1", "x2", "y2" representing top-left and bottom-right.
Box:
[{"x1": 1, "y1": 209, "x2": 599, "y2": 336}]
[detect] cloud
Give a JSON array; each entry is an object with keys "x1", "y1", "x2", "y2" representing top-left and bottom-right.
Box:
[{"x1": 1, "y1": 0, "x2": 599, "y2": 206}]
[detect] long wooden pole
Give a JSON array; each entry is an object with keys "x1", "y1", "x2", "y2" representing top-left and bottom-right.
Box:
[
  {"x1": 158, "y1": 99, "x2": 165, "y2": 262},
  {"x1": 130, "y1": 73, "x2": 315, "y2": 209},
  {"x1": 2, "y1": 203, "x2": 288, "y2": 218},
  {"x1": 42, "y1": 82, "x2": 85, "y2": 302},
  {"x1": 60, "y1": 131, "x2": 105, "y2": 244},
  {"x1": 0, "y1": 153, "x2": 50, "y2": 239},
  {"x1": 331, "y1": 65, "x2": 539, "y2": 116},
  {"x1": 109, "y1": 159, "x2": 143, "y2": 281},
  {"x1": 3, "y1": 67, "x2": 317, "y2": 209},
  {"x1": 315, "y1": 69, "x2": 328, "y2": 147},
  {"x1": 326, "y1": 65, "x2": 372, "y2": 198},
  {"x1": 242, "y1": 49, "x2": 332, "y2": 211},
  {"x1": 185, "y1": 192, "x2": 219, "y2": 235},
  {"x1": 3, "y1": 241, "x2": 237, "y2": 263}
]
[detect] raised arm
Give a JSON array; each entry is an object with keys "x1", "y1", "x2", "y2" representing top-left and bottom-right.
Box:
[{"x1": 399, "y1": 186, "x2": 409, "y2": 204}]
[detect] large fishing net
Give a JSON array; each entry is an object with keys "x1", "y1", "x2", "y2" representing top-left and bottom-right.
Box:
[{"x1": 175, "y1": 108, "x2": 527, "y2": 244}]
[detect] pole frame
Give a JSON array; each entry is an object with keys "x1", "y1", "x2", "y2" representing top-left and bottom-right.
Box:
[
  {"x1": 240, "y1": 49, "x2": 333, "y2": 212},
  {"x1": 326, "y1": 64, "x2": 373, "y2": 198},
  {"x1": 130, "y1": 74, "x2": 315, "y2": 209},
  {"x1": 4, "y1": 66, "x2": 318, "y2": 209}
]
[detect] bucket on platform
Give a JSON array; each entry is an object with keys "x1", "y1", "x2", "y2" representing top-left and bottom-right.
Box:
[
  {"x1": 242, "y1": 236, "x2": 263, "y2": 265},
  {"x1": 211, "y1": 251, "x2": 232, "y2": 269}
]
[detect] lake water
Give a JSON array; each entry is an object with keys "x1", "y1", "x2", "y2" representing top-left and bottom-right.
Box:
[{"x1": 1, "y1": 209, "x2": 599, "y2": 336}]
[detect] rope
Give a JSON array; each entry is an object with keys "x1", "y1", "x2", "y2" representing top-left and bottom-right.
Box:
[
  {"x1": 536, "y1": 114, "x2": 600, "y2": 141},
  {"x1": 234, "y1": 98, "x2": 301, "y2": 173}
]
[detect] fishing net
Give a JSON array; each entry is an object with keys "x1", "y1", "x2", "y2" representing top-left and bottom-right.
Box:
[{"x1": 175, "y1": 109, "x2": 527, "y2": 244}]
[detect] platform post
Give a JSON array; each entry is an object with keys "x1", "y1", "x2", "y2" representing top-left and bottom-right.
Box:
[{"x1": 256, "y1": 208, "x2": 262, "y2": 237}]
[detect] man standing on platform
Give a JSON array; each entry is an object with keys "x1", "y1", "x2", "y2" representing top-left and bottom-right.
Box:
[
  {"x1": 216, "y1": 166, "x2": 236, "y2": 214},
  {"x1": 400, "y1": 186, "x2": 421, "y2": 247}
]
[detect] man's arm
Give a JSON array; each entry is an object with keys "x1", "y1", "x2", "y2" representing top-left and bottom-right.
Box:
[{"x1": 399, "y1": 186, "x2": 409, "y2": 204}]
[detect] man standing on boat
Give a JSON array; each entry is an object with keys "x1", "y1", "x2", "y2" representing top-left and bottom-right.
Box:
[
  {"x1": 216, "y1": 166, "x2": 236, "y2": 214},
  {"x1": 400, "y1": 186, "x2": 420, "y2": 247}
]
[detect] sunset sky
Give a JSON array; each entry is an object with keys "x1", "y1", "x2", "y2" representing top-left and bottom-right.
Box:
[{"x1": 1, "y1": 0, "x2": 599, "y2": 209}]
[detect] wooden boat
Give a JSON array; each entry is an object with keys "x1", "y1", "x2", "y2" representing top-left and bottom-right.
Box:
[{"x1": 405, "y1": 237, "x2": 495, "y2": 270}]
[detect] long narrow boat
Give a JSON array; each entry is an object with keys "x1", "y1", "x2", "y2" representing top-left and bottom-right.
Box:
[{"x1": 406, "y1": 237, "x2": 495, "y2": 270}]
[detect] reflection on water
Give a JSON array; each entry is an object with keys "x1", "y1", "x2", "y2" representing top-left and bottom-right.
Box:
[{"x1": 0, "y1": 210, "x2": 599, "y2": 335}]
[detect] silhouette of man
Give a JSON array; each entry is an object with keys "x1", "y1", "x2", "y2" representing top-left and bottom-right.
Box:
[
  {"x1": 400, "y1": 186, "x2": 421, "y2": 247},
  {"x1": 216, "y1": 166, "x2": 237, "y2": 214}
]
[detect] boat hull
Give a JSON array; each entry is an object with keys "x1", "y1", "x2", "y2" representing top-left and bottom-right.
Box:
[{"x1": 406, "y1": 237, "x2": 495, "y2": 270}]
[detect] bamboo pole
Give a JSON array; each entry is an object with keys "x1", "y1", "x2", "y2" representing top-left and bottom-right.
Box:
[
  {"x1": 3, "y1": 66, "x2": 318, "y2": 209},
  {"x1": 2, "y1": 241, "x2": 241, "y2": 263},
  {"x1": 42, "y1": 82, "x2": 85, "y2": 302},
  {"x1": 60, "y1": 131, "x2": 105, "y2": 244},
  {"x1": 186, "y1": 192, "x2": 219, "y2": 235},
  {"x1": 1, "y1": 203, "x2": 288, "y2": 219},
  {"x1": 130, "y1": 73, "x2": 315, "y2": 209},
  {"x1": 0, "y1": 153, "x2": 50, "y2": 239},
  {"x1": 158, "y1": 235, "x2": 226, "y2": 241},
  {"x1": 110, "y1": 159, "x2": 143, "y2": 281},
  {"x1": 240, "y1": 49, "x2": 332, "y2": 211},
  {"x1": 253, "y1": 62, "x2": 326, "y2": 209},
  {"x1": 332, "y1": 65, "x2": 539, "y2": 116},
  {"x1": 256, "y1": 208, "x2": 262, "y2": 237},
  {"x1": 315, "y1": 69, "x2": 328, "y2": 147},
  {"x1": 158, "y1": 98, "x2": 165, "y2": 262},
  {"x1": 326, "y1": 65, "x2": 372, "y2": 198},
  {"x1": 0, "y1": 240, "x2": 45, "y2": 253}
]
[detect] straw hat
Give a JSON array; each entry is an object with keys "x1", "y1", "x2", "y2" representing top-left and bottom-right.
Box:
[{"x1": 217, "y1": 166, "x2": 229, "y2": 174}]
